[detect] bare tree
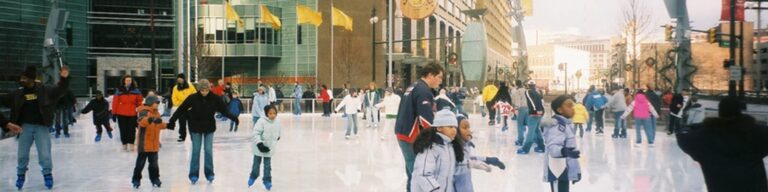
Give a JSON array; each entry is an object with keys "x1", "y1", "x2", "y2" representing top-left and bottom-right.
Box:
[
  {"x1": 618, "y1": 0, "x2": 655, "y2": 89},
  {"x1": 336, "y1": 31, "x2": 366, "y2": 86},
  {"x1": 193, "y1": 29, "x2": 221, "y2": 80}
]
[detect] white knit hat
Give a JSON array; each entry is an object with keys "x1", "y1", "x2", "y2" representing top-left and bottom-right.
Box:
[{"x1": 431, "y1": 109, "x2": 458, "y2": 128}]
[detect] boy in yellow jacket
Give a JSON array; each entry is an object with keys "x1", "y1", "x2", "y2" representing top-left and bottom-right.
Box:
[{"x1": 572, "y1": 99, "x2": 589, "y2": 138}]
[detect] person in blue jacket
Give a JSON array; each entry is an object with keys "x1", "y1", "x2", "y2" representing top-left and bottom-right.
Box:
[
  {"x1": 228, "y1": 92, "x2": 244, "y2": 132},
  {"x1": 584, "y1": 86, "x2": 608, "y2": 135}
]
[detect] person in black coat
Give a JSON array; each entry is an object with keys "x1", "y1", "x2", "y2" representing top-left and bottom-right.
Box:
[
  {"x1": 81, "y1": 90, "x2": 113, "y2": 141},
  {"x1": 668, "y1": 89, "x2": 689, "y2": 135},
  {"x1": 676, "y1": 97, "x2": 768, "y2": 192},
  {"x1": 167, "y1": 79, "x2": 238, "y2": 184}
]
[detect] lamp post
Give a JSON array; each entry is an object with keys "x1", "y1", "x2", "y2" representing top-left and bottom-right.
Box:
[
  {"x1": 559, "y1": 62, "x2": 568, "y2": 94},
  {"x1": 369, "y1": 7, "x2": 379, "y2": 83},
  {"x1": 444, "y1": 39, "x2": 452, "y2": 86}
]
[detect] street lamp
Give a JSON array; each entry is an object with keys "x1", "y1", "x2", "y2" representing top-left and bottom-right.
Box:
[
  {"x1": 444, "y1": 40, "x2": 452, "y2": 86},
  {"x1": 558, "y1": 62, "x2": 568, "y2": 94},
  {"x1": 369, "y1": 7, "x2": 379, "y2": 83}
]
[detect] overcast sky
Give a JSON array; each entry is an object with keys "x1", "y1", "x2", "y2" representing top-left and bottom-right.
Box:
[{"x1": 521, "y1": 0, "x2": 765, "y2": 42}]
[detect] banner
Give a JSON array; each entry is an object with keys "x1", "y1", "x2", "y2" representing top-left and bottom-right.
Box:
[{"x1": 721, "y1": 0, "x2": 745, "y2": 21}]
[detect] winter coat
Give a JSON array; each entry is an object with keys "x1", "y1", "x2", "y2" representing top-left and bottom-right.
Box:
[
  {"x1": 395, "y1": 79, "x2": 436, "y2": 143},
  {"x1": 621, "y1": 94, "x2": 659, "y2": 119},
  {"x1": 319, "y1": 88, "x2": 331, "y2": 103},
  {"x1": 411, "y1": 133, "x2": 456, "y2": 192},
  {"x1": 606, "y1": 90, "x2": 628, "y2": 112},
  {"x1": 493, "y1": 101, "x2": 514, "y2": 117},
  {"x1": 542, "y1": 115, "x2": 582, "y2": 182},
  {"x1": 482, "y1": 85, "x2": 498, "y2": 103},
  {"x1": 228, "y1": 98, "x2": 244, "y2": 116},
  {"x1": 81, "y1": 98, "x2": 110, "y2": 124},
  {"x1": 572, "y1": 103, "x2": 588, "y2": 124},
  {"x1": 584, "y1": 91, "x2": 608, "y2": 112},
  {"x1": 511, "y1": 87, "x2": 528, "y2": 108},
  {"x1": 112, "y1": 86, "x2": 143, "y2": 117},
  {"x1": 169, "y1": 92, "x2": 237, "y2": 133},
  {"x1": 251, "y1": 93, "x2": 270, "y2": 118},
  {"x1": 211, "y1": 85, "x2": 225, "y2": 96},
  {"x1": 364, "y1": 91, "x2": 381, "y2": 108},
  {"x1": 252, "y1": 117, "x2": 281, "y2": 157},
  {"x1": 267, "y1": 87, "x2": 277, "y2": 103},
  {"x1": 171, "y1": 82, "x2": 197, "y2": 107},
  {"x1": 685, "y1": 103, "x2": 705, "y2": 125},
  {"x1": 676, "y1": 115, "x2": 768, "y2": 192},
  {"x1": 136, "y1": 105, "x2": 167, "y2": 153},
  {"x1": 450, "y1": 91, "x2": 466, "y2": 106},
  {"x1": 335, "y1": 95, "x2": 361, "y2": 115},
  {"x1": 645, "y1": 91, "x2": 662, "y2": 114},
  {"x1": 453, "y1": 141, "x2": 490, "y2": 192},
  {"x1": 525, "y1": 88, "x2": 545, "y2": 115},
  {"x1": 376, "y1": 94, "x2": 401, "y2": 116},
  {"x1": 670, "y1": 94, "x2": 685, "y2": 117},
  {"x1": 435, "y1": 93, "x2": 457, "y2": 112},
  {"x1": 0, "y1": 77, "x2": 69, "y2": 127},
  {"x1": 293, "y1": 85, "x2": 304, "y2": 99}
]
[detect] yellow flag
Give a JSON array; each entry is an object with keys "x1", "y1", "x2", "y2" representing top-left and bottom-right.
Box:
[
  {"x1": 261, "y1": 5, "x2": 282, "y2": 31},
  {"x1": 522, "y1": 0, "x2": 533, "y2": 17},
  {"x1": 332, "y1": 7, "x2": 353, "y2": 31},
  {"x1": 225, "y1": 1, "x2": 244, "y2": 28},
  {"x1": 420, "y1": 38, "x2": 428, "y2": 50},
  {"x1": 297, "y1": 5, "x2": 322, "y2": 27}
]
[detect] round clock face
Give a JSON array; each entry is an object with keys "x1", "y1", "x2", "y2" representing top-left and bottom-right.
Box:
[
  {"x1": 408, "y1": 0, "x2": 426, "y2": 7},
  {"x1": 399, "y1": 0, "x2": 437, "y2": 20}
]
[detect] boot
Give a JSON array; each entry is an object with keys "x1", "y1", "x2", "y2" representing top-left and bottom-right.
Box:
[
  {"x1": 107, "y1": 131, "x2": 113, "y2": 139},
  {"x1": 15, "y1": 175, "x2": 24, "y2": 190},
  {"x1": 247, "y1": 177, "x2": 256, "y2": 187},
  {"x1": 151, "y1": 180, "x2": 162, "y2": 188},
  {"x1": 132, "y1": 180, "x2": 140, "y2": 189},
  {"x1": 43, "y1": 174, "x2": 53, "y2": 189},
  {"x1": 95, "y1": 134, "x2": 102, "y2": 142},
  {"x1": 264, "y1": 181, "x2": 273, "y2": 191},
  {"x1": 206, "y1": 175, "x2": 215, "y2": 183},
  {"x1": 189, "y1": 176, "x2": 199, "y2": 184}
]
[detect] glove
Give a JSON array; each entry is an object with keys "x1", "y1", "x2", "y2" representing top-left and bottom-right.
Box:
[
  {"x1": 561, "y1": 147, "x2": 581, "y2": 159},
  {"x1": 278, "y1": 137, "x2": 281, "y2": 141},
  {"x1": 152, "y1": 118, "x2": 163, "y2": 124},
  {"x1": 167, "y1": 122, "x2": 175, "y2": 130},
  {"x1": 484, "y1": 157, "x2": 506, "y2": 170},
  {"x1": 257, "y1": 142, "x2": 271, "y2": 153}
]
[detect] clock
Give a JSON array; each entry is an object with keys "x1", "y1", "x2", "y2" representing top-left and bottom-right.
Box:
[{"x1": 399, "y1": 0, "x2": 437, "y2": 20}]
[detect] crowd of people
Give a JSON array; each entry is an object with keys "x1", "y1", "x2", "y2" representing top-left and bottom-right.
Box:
[{"x1": 0, "y1": 63, "x2": 766, "y2": 191}]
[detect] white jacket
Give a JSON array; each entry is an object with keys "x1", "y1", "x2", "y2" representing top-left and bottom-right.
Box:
[
  {"x1": 252, "y1": 117, "x2": 281, "y2": 157},
  {"x1": 376, "y1": 94, "x2": 401, "y2": 115},
  {"x1": 335, "y1": 95, "x2": 361, "y2": 115},
  {"x1": 267, "y1": 87, "x2": 277, "y2": 102}
]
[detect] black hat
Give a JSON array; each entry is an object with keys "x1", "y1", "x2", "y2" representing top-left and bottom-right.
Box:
[
  {"x1": 718, "y1": 97, "x2": 742, "y2": 118},
  {"x1": 94, "y1": 90, "x2": 103, "y2": 96},
  {"x1": 22, "y1": 66, "x2": 37, "y2": 80},
  {"x1": 177, "y1": 73, "x2": 186, "y2": 79}
]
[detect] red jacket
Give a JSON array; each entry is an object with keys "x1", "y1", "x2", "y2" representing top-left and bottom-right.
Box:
[
  {"x1": 319, "y1": 88, "x2": 331, "y2": 102},
  {"x1": 112, "y1": 87, "x2": 143, "y2": 117},
  {"x1": 212, "y1": 85, "x2": 225, "y2": 96}
]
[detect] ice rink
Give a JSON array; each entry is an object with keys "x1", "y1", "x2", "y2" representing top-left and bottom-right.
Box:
[{"x1": 0, "y1": 111, "x2": 762, "y2": 192}]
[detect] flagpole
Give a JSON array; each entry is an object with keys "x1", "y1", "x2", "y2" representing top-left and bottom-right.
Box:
[
  {"x1": 331, "y1": 0, "x2": 334, "y2": 91},
  {"x1": 257, "y1": 0, "x2": 262, "y2": 81},
  {"x1": 314, "y1": 1, "x2": 319, "y2": 93},
  {"x1": 387, "y1": 0, "x2": 393, "y2": 88},
  {"x1": 194, "y1": 0, "x2": 199, "y2": 82},
  {"x1": 295, "y1": 1, "x2": 299, "y2": 83},
  {"x1": 187, "y1": 0, "x2": 192, "y2": 82},
  {"x1": 222, "y1": 1, "x2": 226, "y2": 81}
]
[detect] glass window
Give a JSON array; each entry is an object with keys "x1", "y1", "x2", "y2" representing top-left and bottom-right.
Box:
[
  {"x1": 297, "y1": 25, "x2": 303, "y2": 45},
  {"x1": 216, "y1": 30, "x2": 224, "y2": 43},
  {"x1": 246, "y1": 30, "x2": 255, "y2": 43}
]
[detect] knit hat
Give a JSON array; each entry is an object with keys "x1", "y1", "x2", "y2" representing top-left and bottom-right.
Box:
[
  {"x1": 718, "y1": 97, "x2": 742, "y2": 118},
  {"x1": 432, "y1": 109, "x2": 458, "y2": 128},
  {"x1": 144, "y1": 95, "x2": 160, "y2": 105},
  {"x1": 177, "y1": 73, "x2": 186, "y2": 79},
  {"x1": 22, "y1": 66, "x2": 37, "y2": 80},
  {"x1": 456, "y1": 113, "x2": 468, "y2": 124},
  {"x1": 196, "y1": 79, "x2": 211, "y2": 90}
]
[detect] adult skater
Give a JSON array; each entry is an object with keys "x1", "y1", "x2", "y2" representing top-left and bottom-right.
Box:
[
  {"x1": 171, "y1": 73, "x2": 196, "y2": 142},
  {"x1": 112, "y1": 75, "x2": 143, "y2": 151}
]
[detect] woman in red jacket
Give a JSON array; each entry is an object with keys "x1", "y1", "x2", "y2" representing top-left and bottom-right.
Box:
[
  {"x1": 319, "y1": 85, "x2": 331, "y2": 117},
  {"x1": 112, "y1": 75, "x2": 144, "y2": 151}
]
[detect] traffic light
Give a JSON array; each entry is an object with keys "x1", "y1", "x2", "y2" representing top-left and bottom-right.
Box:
[
  {"x1": 707, "y1": 28, "x2": 717, "y2": 43},
  {"x1": 664, "y1": 25, "x2": 674, "y2": 41}
]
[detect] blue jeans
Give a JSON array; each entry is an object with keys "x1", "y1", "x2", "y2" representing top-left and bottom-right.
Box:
[
  {"x1": 456, "y1": 103, "x2": 466, "y2": 115},
  {"x1": 634, "y1": 118, "x2": 655, "y2": 144},
  {"x1": 252, "y1": 116, "x2": 261, "y2": 126},
  {"x1": 345, "y1": 114, "x2": 358, "y2": 136},
  {"x1": 190, "y1": 132, "x2": 214, "y2": 178},
  {"x1": 17, "y1": 124, "x2": 53, "y2": 176},
  {"x1": 515, "y1": 107, "x2": 529, "y2": 143},
  {"x1": 586, "y1": 110, "x2": 595, "y2": 131},
  {"x1": 521, "y1": 115, "x2": 544, "y2": 152},
  {"x1": 293, "y1": 98, "x2": 302, "y2": 115},
  {"x1": 249, "y1": 155, "x2": 272, "y2": 183},
  {"x1": 397, "y1": 140, "x2": 416, "y2": 192},
  {"x1": 612, "y1": 111, "x2": 626, "y2": 137}
]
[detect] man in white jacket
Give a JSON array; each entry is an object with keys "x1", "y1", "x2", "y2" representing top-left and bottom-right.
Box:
[
  {"x1": 606, "y1": 87, "x2": 628, "y2": 138},
  {"x1": 375, "y1": 88, "x2": 401, "y2": 140}
]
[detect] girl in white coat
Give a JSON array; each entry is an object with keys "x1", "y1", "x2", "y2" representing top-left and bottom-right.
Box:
[
  {"x1": 335, "y1": 89, "x2": 362, "y2": 139},
  {"x1": 249, "y1": 105, "x2": 281, "y2": 190}
]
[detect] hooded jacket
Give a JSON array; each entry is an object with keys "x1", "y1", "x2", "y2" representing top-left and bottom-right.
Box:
[
  {"x1": 136, "y1": 105, "x2": 167, "y2": 152},
  {"x1": 606, "y1": 90, "x2": 628, "y2": 112},
  {"x1": 252, "y1": 117, "x2": 281, "y2": 157},
  {"x1": 676, "y1": 115, "x2": 768, "y2": 192},
  {"x1": 621, "y1": 94, "x2": 659, "y2": 119},
  {"x1": 411, "y1": 133, "x2": 456, "y2": 192},
  {"x1": 525, "y1": 86, "x2": 545, "y2": 115},
  {"x1": 0, "y1": 77, "x2": 70, "y2": 127},
  {"x1": 169, "y1": 92, "x2": 237, "y2": 133},
  {"x1": 542, "y1": 115, "x2": 582, "y2": 182},
  {"x1": 251, "y1": 93, "x2": 270, "y2": 118}
]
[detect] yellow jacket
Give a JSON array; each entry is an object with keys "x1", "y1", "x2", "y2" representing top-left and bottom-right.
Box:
[
  {"x1": 572, "y1": 103, "x2": 589, "y2": 124},
  {"x1": 172, "y1": 83, "x2": 197, "y2": 107},
  {"x1": 482, "y1": 85, "x2": 498, "y2": 102}
]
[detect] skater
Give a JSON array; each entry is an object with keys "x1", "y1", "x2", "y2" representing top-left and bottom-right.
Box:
[
  {"x1": 621, "y1": 90, "x2": 659, "y2": 146},
  {"x1": 584, "y1": 86, "x2": 608, "y2": 134},
  {"x1": 251, "y1": 87, "x2": 270, "y2": 125},
  {"x1": 292, "y1": 82, "x2": 303, "y2": 115},
  {"x1": 454, "y1": 114, "x2": 506, "y2": 191},
  {"x1": 228, "y1": 92, "x2": 244, "y2": 132},
  {"x1": 395, "y1": 63, "x2": 443, "y2": 192},
  {"x1": 435, "y1": 88, "x2": 457, "y2": 111},
  {"x1": 171, "y1": 73, "x2": 196, "y2": 142},
  {"x1": 450, "y1": 87, "x2": 467, "y2": 115},
  {"x1": 518, "y1": 80, "x2": 546, "y2": 155},
  {"x1": 335, "y1": 89, "x2": 361, "y2": 139},
  {"x1": 53, "y1": 90, "x2": 75, "y2": 138},
  {"x1": 167, "y1": 79, "x2": 239, "y2": 184},
  {"x1": 542, "y1": 95, "x2": 582, "y2": 192},
  {"x1": 375, "y1": 88, "x2": 401, "y2": 140},
  {"x1": 571, "y1": 97, "x2": 588, "y2": 138},
  {"x1": 319, "y1": 85, "x2": 332, "y2": 117},
  {"x1": 511, "y1": 80, "x2": 529, "y2": 146},
  {"x1": 482, "y1": 81, "x2": 499, "y2": 125},
  {"x1": 493, "y1": 99, "x2": 514, "y2": 132},
  {"x1": 676, "y1": 97, "x2": 768, "y2": 192},
  {"x1": 607, "y1": 87, "x2": 628, "y2": 138},
  {"x1": 668, "y1": 89, "x2": 690, "y2": 135},
  {"x1": 248, "y1": 105, "x2": 281, "y2": 190},
  {"x1": 364, "y1": 82, "x2": 381, "y2": 128},
  {"x1": 112, "y1": 75, "x2": 143, "y2": 151},
  {"x1": 267, "y1": 84, "x2": 277, "y2": 106},
  {"x1": 474, "y1": 91, "x2": 486, "y2": 118},
  {"x1": 411, "y1": 109, "x2": 463, "y2": 192},
  {"x1": 4, "y1": 66, "x2": 70, "y2": 190},
  {"x1": 131, "y1": 95, "x2": 167, "y2": 188},
  {"x1": 81, "y1": 90, "x2": 113, "y2": 142}
]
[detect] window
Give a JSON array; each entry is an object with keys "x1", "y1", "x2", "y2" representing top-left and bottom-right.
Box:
[
  {"x1": 216, "y1": 30, "x2": 224, "y2": 43},
  {"x1": 245, "y1": 30, "x2": 255, "y2": 43},
  {"x1": 297, "y1": 25, "x2": 303, "y2": 44}
]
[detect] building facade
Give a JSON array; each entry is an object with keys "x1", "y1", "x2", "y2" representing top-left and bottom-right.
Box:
[
  {"x1": 527, "y1": 45, "x2": 590, "y2": 92},
  {"x1": 477, "y1": 0, "x2": 514, "y2": 84}
]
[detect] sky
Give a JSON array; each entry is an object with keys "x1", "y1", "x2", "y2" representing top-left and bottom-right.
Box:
[{"x1": 521, "y1": 0, "x2": 765, "y2": 43}]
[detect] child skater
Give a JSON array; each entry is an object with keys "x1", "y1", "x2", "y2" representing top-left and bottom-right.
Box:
[
  {"x1": 572, "y1": 98, "x2": 589, "y2": 138},
  {"x1": 249, "y1": 105, "x2": 281, "y2": 190},
  {"x1": 132, "y1": 95, "x2": 167, "y2": 188},
  {"x1": 542, "y1": 95, "x2": 582, "y2": 192},
  {"x1": 493, "y1": 100, "x2": 514, "y2": 132},
  {"x1": 335, "y1": 89, "x2": 361, "y2": 139},
  {"x1": 454, "y1": 114, "x2": 506, "y2": 191},
  {"x1": 228, "y1": 92, "x2": 244, "y2": 132},
  {"x1": 81, "y1": 90, "x2": 113, "y2": 142},
  {"x1": 411, "y1": 109, "x2": 464, "y2": 192}
]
